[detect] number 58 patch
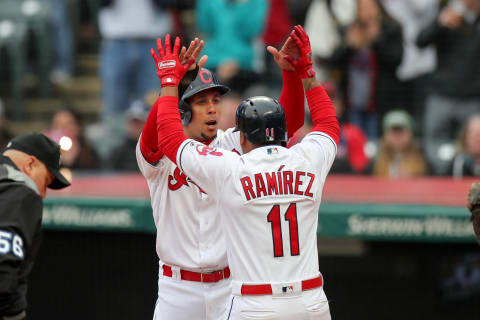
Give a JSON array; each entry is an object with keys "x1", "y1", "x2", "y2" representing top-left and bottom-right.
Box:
[{"x1": 0, "y1": 231, "x2": 24, "y2": 259}]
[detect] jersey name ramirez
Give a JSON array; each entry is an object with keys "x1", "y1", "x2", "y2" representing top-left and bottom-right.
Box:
[{"x1": 240, "y1": 169, "x2": 316, "y2": 201}]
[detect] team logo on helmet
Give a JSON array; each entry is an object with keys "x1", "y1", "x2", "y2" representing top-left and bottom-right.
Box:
[
  {"x1": 198, "y1": 69, "x2": 213, "y2": 84},
  {"x1": 179, "y1": 68, "x2": 230, "y2": 125}
]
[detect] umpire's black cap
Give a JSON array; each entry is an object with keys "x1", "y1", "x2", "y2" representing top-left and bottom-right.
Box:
[{"x1": 5, "y1": 132, "x2": 71, "y2": 189}]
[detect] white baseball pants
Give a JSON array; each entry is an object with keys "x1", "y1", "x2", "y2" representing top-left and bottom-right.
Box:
[
  {"x1": 224, "y1": 287, "x2": 331, "y2": 320},
  {"x1": 153, "y1": 271, "x2": 231, "y2": 320}
]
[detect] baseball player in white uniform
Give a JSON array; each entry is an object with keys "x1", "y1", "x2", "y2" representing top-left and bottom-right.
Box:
[
  {"x1": 137, "y1": 28, "x2": 309, "y2": 319},
  {"x1": 152, "y1": 26, "x2": 339, "y2": 319}
]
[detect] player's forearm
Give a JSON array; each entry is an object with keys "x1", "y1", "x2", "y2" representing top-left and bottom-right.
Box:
[
  {"x1": 139, "y1": 85, "x2": 180, "y2": 162},
  {"x1": 140, "y1": 99, "x2": 164, "y2": 163},
  {"x1": 280, "y1": 70, "x2": 305, "y2": 138},
  {"x1": 160, "y1": 86, "x2": 179, "y2": 98},
  {"x1": 301, "y1": 77, "x2": 321, "y2": 92},
  {"x1": 305, "y1": 80, "x2": 340, "y2": 144},
  {"x1": 156, "y1": 94, "x2": 188, "y2": 164}
]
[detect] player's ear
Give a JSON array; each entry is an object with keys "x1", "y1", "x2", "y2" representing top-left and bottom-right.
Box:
[
  {"x1": 240, "y1": 132, "x2": 246, "y2": 145},
  {"x1": 239, "y1": 132, "x2": 249, "y2": 154},
  {"x1": 22, "y1": 155, "x2": 36, "y2": 177}
]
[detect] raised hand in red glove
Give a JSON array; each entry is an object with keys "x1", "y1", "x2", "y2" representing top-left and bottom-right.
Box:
[
  {"x1": 150, "y1": 34, "x2": 194, "y2": 87},
  {"x1": 285, "y1": 25, "x2": 316, "y2": 79},
  {"x1": 267, "y1": 36, "x2": 296, "y2": 72},
  {"x1": 178, "y1": 37, "x2": 208, "y2": 71}
]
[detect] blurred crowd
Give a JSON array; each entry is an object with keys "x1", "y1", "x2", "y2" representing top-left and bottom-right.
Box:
[{"x1": 0, "y1": 0, "x2": 480, "y2": 178}]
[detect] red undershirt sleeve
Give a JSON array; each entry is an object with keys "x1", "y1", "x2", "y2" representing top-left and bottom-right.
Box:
[
  {"x1": 279, "y1": 70, "x2": 305, "y2": 138},
  {"x1": 156, "y1": 96, "x2": 189, "y2": 164},
  {"x1": 140, "y1": 99, "x2": 164, "y2": 163},
  {"x1": 305, "y1": 85, "x2": 340, "y2": 144}
]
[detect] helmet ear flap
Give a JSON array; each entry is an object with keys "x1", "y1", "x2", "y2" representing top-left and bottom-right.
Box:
[
  {"x1": 234, "y1": 103, "x2": 246, "y2": 132},
  {"x1": 179, "y1": 100, "x2": 192, "y2": 125}
]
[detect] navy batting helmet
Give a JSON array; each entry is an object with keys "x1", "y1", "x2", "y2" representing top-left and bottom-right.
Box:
[
  {"x1": 179, "y1": 68, "x2": 230, "y2": 125},
  {"x1": 234, "y1": 96, "x2": 288, "y2": 146}
]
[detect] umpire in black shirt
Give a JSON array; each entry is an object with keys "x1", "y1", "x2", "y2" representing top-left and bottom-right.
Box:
[{"x1": 0, "y1": 133, "x2": 70, "y2": 319}]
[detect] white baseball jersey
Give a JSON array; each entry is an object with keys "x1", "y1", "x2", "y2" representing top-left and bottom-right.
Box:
[
  {"x1": 175, "y1": 131, "x2": 337, "y2": 283},
  {"x1": 136, "y1": 128, "x2": 242, "y2": 271}
]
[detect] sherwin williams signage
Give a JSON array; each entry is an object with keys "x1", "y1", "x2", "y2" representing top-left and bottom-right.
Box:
[
  {"x1": 318, "y1": 203, "x2": 475, "y2": 242},
  {"x1": 43, "y1": 198, "x2": 475, "y2": 242},
  {"x1": 43, "y1": 198, "x2": 155, "y2": 233}
]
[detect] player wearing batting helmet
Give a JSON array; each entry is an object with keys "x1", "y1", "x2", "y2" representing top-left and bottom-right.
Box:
[
  {"x1": 137, "y1": 28, "x2": 310, "y2": 320},
  {"x1": 178, "y1": 68, "x2": 230, "y2": 126},
  {"x1": 234, "y1": 96, "x2": 288, "y2": 146},
  {"x1": 155, "y1": 25, "x2": 338, "y2": 320}
]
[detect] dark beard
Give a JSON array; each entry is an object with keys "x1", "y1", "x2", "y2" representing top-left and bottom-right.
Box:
[{"x1": 200, "y1": 132, "x2": 217, "y2": 142}]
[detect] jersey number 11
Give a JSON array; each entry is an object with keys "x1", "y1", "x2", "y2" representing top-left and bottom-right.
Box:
[{"x1": 267, "y1": 203, "x2": 299, "y2": 257}]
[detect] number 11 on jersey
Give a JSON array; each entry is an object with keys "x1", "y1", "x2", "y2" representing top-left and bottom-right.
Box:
[{"x1": 267, "y1": 203, "x2": 299, "y2": 257}]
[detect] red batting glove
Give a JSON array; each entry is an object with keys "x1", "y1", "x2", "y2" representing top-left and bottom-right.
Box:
[
  {"x1": 285, "y1": 25, "x2": 316, "y2": 79},
  {"x1": 150, "y1": 34, "x2": 194, "y2": 87}
]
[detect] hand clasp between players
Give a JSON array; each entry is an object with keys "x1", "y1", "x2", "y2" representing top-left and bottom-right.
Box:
[{"x1": 266, "y1": 25, "x2": 316, "y2": 79}]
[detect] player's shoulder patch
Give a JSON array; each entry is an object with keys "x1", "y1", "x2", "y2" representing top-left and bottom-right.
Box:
[{"x1": 195, "y1": 145, "x2": 223, "y2": 157}]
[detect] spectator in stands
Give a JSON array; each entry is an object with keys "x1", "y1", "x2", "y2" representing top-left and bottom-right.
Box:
[
  {"x1": 262, "y1": 0, "x2": 294, "y2": 87},
  {"x1": 450, "y1": 115, "x2": 480, "y2": 178},
  {"x1": 98, "y1": 0, "x2": 173, "y2": 152},
  {"x1": 288, "y1": 81, "x2": 370, "y2": 174},
  {"x1": 327, "y1": 0, "x2": 404, "y2": 140},
  {"x1": 373, "y1": 110, "x2": 428, "y2": 178},
  {"x1": 49, "y1": 0, "x2": 74, "y2": 84},
  {"x1": 107, "y1": 100, "x2": 148, "y2": 172},
  {"x1": 217, "y1": 92, "x2": 243, "y2": 131},
  {"x1": 195, "y1": 0, "x2": 268, "y2": 94},
  {"x1": 287, "y1": 0, "x2": 314, "y2": 26},
  {"x1": 380, "y1": 0, "x2": 439, "y2": 127},
  {"x1": 326, "y1": 81, "x2": 370, "y2": 174},
  {"x1": 0, "y1": 99, "x2": 13, "y2": 151},
  {"x1": 263, "y1": 0, "x2": 293, "y2": 50},
  {"x1": 304, "y1": 0, "x2": 357, "y2": 82},
  {"x1": 416, "y1": 0, "x2": 480, "y2": 175},
  {"x1": 46, "y1": 108, "x2": 100, "y2": 170}
]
